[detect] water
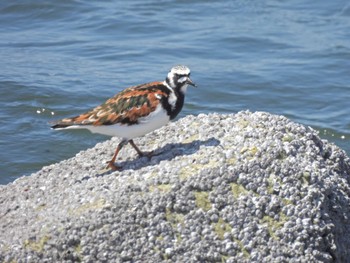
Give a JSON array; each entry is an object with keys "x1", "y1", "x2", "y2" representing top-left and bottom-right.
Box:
[{"x1": 1, "y1": 0, "x2": 349, "y2": 185}]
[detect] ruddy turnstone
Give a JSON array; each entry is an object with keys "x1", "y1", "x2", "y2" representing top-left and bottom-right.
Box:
[{"x1": 51, "y1": 65, "x2": 196, "y2": 170}]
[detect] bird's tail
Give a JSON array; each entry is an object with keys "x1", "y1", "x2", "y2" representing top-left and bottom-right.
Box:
[{"x1": 50, "y1": 115, "x2": 83, "y2": 130}]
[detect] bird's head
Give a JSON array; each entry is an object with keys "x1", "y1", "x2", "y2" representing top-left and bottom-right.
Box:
[{"x1": 165, "y1": 65, "x2": 196, "y2": 93}]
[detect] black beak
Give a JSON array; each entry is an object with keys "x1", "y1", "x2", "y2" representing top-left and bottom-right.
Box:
[{"x1": 186, "y1": 77, "x2": 197, "y2": 87}]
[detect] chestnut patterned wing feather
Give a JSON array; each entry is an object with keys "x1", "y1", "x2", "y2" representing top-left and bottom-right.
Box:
[{"x1": 52, "y1": 82, "x2": 168, "y2": 128}]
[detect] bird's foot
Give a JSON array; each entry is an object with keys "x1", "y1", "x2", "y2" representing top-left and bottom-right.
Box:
[
  {"x1": 138, "y1": 150, "x2": 154, "y2": 159},
  {"x1": 106, "y1": 161, "x2": 121, "y2": 171}
]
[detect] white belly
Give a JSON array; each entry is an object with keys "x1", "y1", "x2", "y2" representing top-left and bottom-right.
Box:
[{"x1": 61, "y1": 104, "x2": 170, "y2": 140}]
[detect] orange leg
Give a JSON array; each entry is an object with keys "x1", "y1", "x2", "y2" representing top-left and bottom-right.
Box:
[{"x1": 107, "y1": 139, "x2": 128, "y2": 170}]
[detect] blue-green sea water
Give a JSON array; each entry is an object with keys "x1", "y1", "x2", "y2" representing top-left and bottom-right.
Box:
[{"x1": 1, "y1": 0, "x2": 349, "y2": 184}]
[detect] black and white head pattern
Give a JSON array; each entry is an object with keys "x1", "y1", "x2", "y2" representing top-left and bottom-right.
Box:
[{"x1": 165, "y1": 65, "x2": 195, "y2": 92}]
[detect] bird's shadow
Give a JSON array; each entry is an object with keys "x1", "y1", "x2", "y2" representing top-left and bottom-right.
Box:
[{"x1": 95, "y1": 137, "x2": 221, "y2": 177}]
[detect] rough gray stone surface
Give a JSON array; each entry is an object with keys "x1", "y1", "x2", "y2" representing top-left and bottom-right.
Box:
[{"x1": 1, "y1": 111, "x2": 350, "y2": 263}]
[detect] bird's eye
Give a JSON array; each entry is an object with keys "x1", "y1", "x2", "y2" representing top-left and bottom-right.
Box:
[{"x1": 177, "y1": 74, "x2": 187, "y2": 78}]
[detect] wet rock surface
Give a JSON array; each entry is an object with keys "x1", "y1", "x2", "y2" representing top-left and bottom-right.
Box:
[{"x1": 1, "y1": 111, "x2": 350, "y2": 262}]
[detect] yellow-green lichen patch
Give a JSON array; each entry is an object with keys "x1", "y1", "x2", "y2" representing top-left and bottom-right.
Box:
[
  {"x1": 221, "y1": 255, "x2": 229, "y2": 263},
  {"x1": 35, "y1": 203, "x2": 47, "y2": 211},
  {"x1": 237, "y1": 119, "x2": 250, "y2": 129},
  {"x1": 234, "y1": 238, "x2": 250, "y2": 259},
  {"x1": 276, "y1": 150, "x2": 287, "y2": 160},
  {"x1": 72, "y1": 198, "x2": 107, "y2": 215},
  {"x1": 282, "y1": 133, "x2": 294, "y2": 142},
  {"x1": 230, "y1": 183, "x2": 249, "y2": 199},
  {"x1": 267, "y1": 174, "x2": 282, "y2": 194},
  {"x1": 147, "y1": 170, "x2": 159, "y2": 178},
  {"x1": 164, "y1": 208, "x2": 185, "y2": 246},
  {"x1": 74, "y1": 243, "x2": 82, "y2": 258},
  {"x1": 282, "y1": 198, "x2": 293, "y2": 206},
  {"x1": 165, "y1": 208, "x2": 185, "y2": 228},
  {"x1": 179, "y1": 158, "x2": 219, "y2": 180},
  {"x1": 240, "y1": 146, "x2": 249, "y2": 154},
  {"x1": 213, "y1": 218, "x2": 232, "y2": 240},
  {"x1": 149, "y1": 184, "x2": 172, "y2": 193},
  {"x1": 182, "y1": 134, "x2": 200, "y2": 144},
  {"x1": 249, "y1": 146, "x2": 258, "y2": 156},
  {"x1": 240, "y1": 146, "x2": 258, "y2": 157},
  {"x1": 261, "y1": 212, "x2": 288, "y2": 240},
  {"x1": 194, "y1": 191, "x2": 212, "y2": 211},
  {"x1": 279, "y1": 211, "x2": 288, "y2": 223},
  {"x1": 175, "y1": 233, "x2": 182, "y2": 245},
  {"x1": 24, "y1": 235, "x2": 50, "y2": 253},
  {"x1": 227, "y1": 157, "x2": 236, "y2": 165},
  {"x1": 156, "y1": 235, "x2": 164, "y2": 241},
  {"x1": 301, "y1": 171, "x2": 310, "y2": 186},
  {"x1": 261, "y1": 215, "x2": 277, "y2": 239},
  {"x1": 75, "y1": 244, "x2": 81, "y2": 253}
]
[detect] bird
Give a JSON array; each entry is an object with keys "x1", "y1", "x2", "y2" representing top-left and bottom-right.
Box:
[{"x1": 51, "y1": 65, "x2": 196, "y2": 170}]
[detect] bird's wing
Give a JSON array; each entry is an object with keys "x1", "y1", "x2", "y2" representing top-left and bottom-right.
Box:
[{"x1": 51, "y1": 82, "x2": 169, "y2": 128}]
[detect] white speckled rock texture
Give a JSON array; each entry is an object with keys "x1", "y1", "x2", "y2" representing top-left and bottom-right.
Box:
[{"x1": 1, "y1": 111, "x2": 350, "y2": 262}]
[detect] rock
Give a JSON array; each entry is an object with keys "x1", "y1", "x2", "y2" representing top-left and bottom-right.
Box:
[{"x1": 0, "y1": 111, "x2": 349, "y2": 262}]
